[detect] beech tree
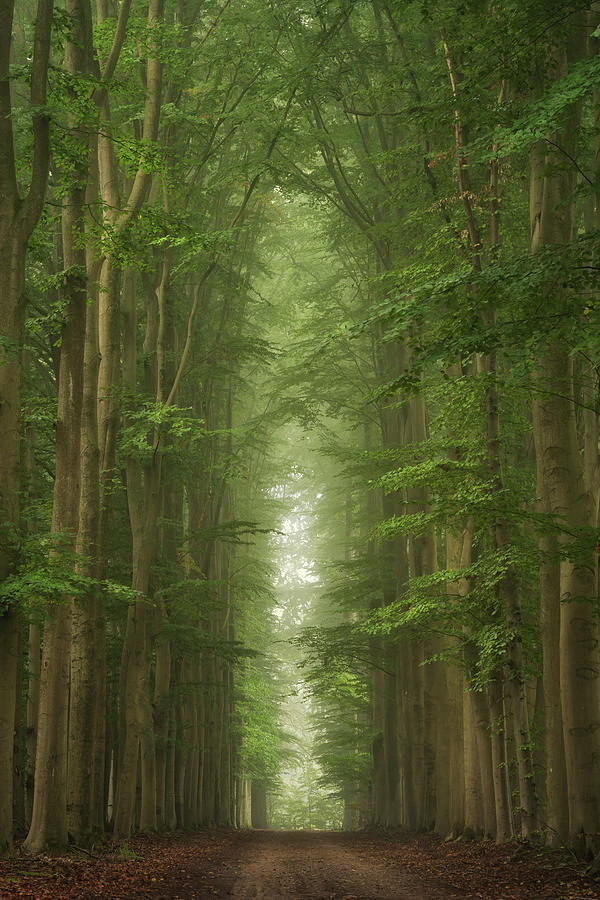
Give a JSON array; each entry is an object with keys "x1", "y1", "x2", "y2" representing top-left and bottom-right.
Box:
[
  {"x1": 265, "y1": 0, "x2": 600, "y2": 850},
  {"x1": 0, "y1": 0, "x2": 54, "y2": 855},
  {"x1": 3, "y1": 0, "x2": 600, "y2": 862}
]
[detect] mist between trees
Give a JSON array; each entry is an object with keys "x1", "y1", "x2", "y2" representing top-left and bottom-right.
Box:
[{"x1": 2, "y1": 0, "x2": 600, "y2": 864}]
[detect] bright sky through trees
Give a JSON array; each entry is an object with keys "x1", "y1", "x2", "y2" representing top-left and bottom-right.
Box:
[{"x1": 268, "y1": 461, "x2": 342, "y2": 830}]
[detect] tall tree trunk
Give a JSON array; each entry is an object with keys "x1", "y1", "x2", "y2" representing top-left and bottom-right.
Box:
[
  {"x1": 24, "y1": 0, "x2": 92, "y2": 852},
  {"x1": 67, "y1": 164, "x2": 103, "y2": 844},
  {"x1": 12, "y1": 628, "x2": 26, "y2": 835},
  {"x1": 25, "y1": 622, "x2": 41, "y2": 828},
  {"x1": 469, "y1": 686, "x2": 496, "y2": 839},
  {"x1": 0, "y1": 606, "x2": 19, "y2": 852},
  {"x1": 113, "y1": 271, "x2": 162, "y2": 837},
  {"x1": 463, "y1": 687, "x2": 483, "y2": 835},
  {"x1": 0, "y1": 0, "x2": 53, "y2": 854},
  {"x1": 154, "y1": 599, "x2": 171, "y2": 830},
  {"x1": 532, "y1": 344, "x2": 600, "y2": 848},
  {"x1": 251, "y1": 784, "x2": 268, "y2": 828},
  {"x1": 481, "y1": 343, "x2": 537, "y2": 837},
  {"x1": 486, "y1": 676, "x2": 511, "y2": 841},
  {"x1": 446, "y1": 491, "x2": 471, "y2": 836},
  {"x1": 530, "y1": 25, "x2": 600, "y2": 847}
]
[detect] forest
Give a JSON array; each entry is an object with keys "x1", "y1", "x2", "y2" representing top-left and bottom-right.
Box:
[{"x1": 2, "y1": 0, "x2": 600, "y2": 882}]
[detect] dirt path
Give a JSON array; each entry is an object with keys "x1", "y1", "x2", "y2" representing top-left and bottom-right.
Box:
[
  {"x1": 2, "y1": 829, "x2": 600, "y2": 898},
  {"x1": 202, "y1": 830, "x2": 465, "y2": 899}
]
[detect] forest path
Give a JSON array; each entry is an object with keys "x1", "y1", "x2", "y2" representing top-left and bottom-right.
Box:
[
  {"x1": 202, "y1": 830, "x2": 465, "y2": 899},
  {"x1": 2, "y1": 828, "x2": 599, "y2": 898}
]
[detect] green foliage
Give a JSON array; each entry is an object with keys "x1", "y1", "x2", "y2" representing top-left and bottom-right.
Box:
[
  {"x1": 0, "y1": 533, "x2": 93, "y2": 611},
  {"x1": 119, "y1": 401, "x2": 215, "y2": 461},
  {"x1": 236, "y1": 659, "x2": 290, "y2": 785},
  {"x1": 116, "y1": 841, "x2": 144, "y2": 861},
  {"x1": 7, "y1": 0, "x2": 600, "y2": 841},
  {"x1": 477, "y1": 55, "x2": 600, "y2": 160},
  {"x1": 268, "y1": 757, "x2": 344, "y2": 831}
]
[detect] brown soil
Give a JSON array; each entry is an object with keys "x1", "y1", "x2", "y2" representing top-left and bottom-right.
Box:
[
  {"x1": 1, "y1": 829, "x2": 599, "y2": 899},
  {"x1": 206, "y1": 830, "x2": 463, "y2": 899}
]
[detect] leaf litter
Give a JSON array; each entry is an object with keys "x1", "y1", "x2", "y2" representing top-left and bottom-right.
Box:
[{"x1": 0, "y1": 830, "x2": 598, "y2": 899}]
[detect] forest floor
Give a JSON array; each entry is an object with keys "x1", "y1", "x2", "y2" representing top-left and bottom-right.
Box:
[{"x1": 1, "y1": 829, "x2": 600, "y2": 899}]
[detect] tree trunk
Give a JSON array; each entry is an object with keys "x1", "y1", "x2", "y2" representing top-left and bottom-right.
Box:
[
  {"x1": 446, "y1": 512, "x2": 471, "y2": 836},
  {"x1": 154, "y1": 601, "x2": 171, "y2": 830},
  {"x1": 0, "y1": 606, "x2": 19, "y2": 852},
  {"x1": 165, "y1": 704, "x2": 177, "y2": 830},
  {"x1": 463, "y1": 686, "x2": 483, "y2": 835},
  {"x1": 533, "y1": 345, "x2": 600, "y2": 848},
  {"x1": 114, "y1": 465, "x2": 160, "y2": 838},
  {"x1": 25, "y1": 623, "x2": 41, "y2": 828},
  {"x1": 482, "y1": 342, "x2": 537, "y2": 837},
  {"x1": 470, "y1": 687, "x2": 496, "y2": 838},
  {"x1": 23, "y1": 0, "x2": 92, "y2": 847},
  {"x1": 530, "y1": 58, "x2": 600, "y2": 841},
  {"x1": 0, "y1": 240, "x2": 25, "y2": 851},
  {"x1": 0, "y1": 0, "x2": 54, "y2": 851},
  {"x1": 446, "y1": 661, "x2": 465, "y2": 835},
  {"x1": 67, "y1": 231, "x2": 102, "y2": 845},
  {"x1": 12, "y1": 626, "x2": 26, "y2": 835},
  {"x1": 487, "y1": 676, "x2": 511, "y2": 841},
  {"x1": 251, "y1": 783, "x2": 268, "y2": 828},
  {"x1": 539, "y1": 521, "x2": 568, "y2": 844}
]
